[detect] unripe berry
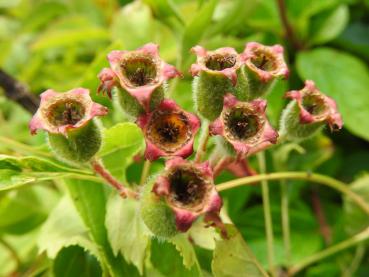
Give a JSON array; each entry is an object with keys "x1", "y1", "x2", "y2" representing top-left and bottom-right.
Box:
[
  {"x1": 136, "y1": 99, "x2": 200, "y2": 161},
  {"x1": 240, "y1": 42, "x2": 289, "y2": 100},
  {"x1": 29, "y1": 88, "x2": 108, "y2": 163},
  {"x1": 98, "y1": 43, "x2": 181, "y2": 117},
  {"x1": 279, "y1": 80, "x2": 343, "y2": 141},
  {"x1": 209, "y1": 94, "x2": 278, "y2": 157},
  {"x1": 190, "y1": 46, "x2": 248, "y2": 120},
  {"x1": 140, "y1": 158, "x2": 222, "y2": 239}
]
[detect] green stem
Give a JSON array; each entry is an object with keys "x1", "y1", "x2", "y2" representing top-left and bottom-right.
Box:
[
  {"x1": 216, "y1": 172, "x2": 369, "y2": 216},
  {"x1": 280, "y1": 180, "x2": 291, "y2": 265},
  {"x1": 0, "y1": 237, "x2": 21, "y2": 269},
  {"x1": 140, "y1": 160, "x2": 151, "y2": 186},
  {"x1": 0, "y1": 136, "x2": 52, "y2": 157},
  {"x1": 194, "y1": 120, "x2": 209, "y2": 163},
  {"x1": 288, "y1": 227, "x2": 369, "y2": 276},
  {"x1": 257, "y1": 152, "x2": 276, "y2": 277}
]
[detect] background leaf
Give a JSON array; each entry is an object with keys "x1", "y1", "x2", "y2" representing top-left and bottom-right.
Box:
[
  {"x1": 105, "y1": 195, "x2": 150, "y2": 274},
  {"x1": 297, "y1": 47, "x2": 369, "y2": 141},
  {"x1": 212, "y1": 225, "x2": 268, "y2": 277}
]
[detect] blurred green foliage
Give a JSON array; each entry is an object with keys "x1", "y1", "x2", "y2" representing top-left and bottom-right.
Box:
[{"x1": 0, "y1": 0, "x2": 369, "y2": 276}]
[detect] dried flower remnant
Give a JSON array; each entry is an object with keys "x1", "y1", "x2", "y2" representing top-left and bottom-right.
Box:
[
  {"x1": 140, "y1": 157, "x2": 222, "y2": 238},
  {"x1": 280, "y1": 80, "x2": 343, "y2": 140},
  {"x1": 98, "y1": 43, "x2": 181, "y2": 117},
  {"x1": 241, "y1": 42, "x2": 289, "y2": 99},
  {"x1": 210, "y1": 94, "x2": 278, "y2": 156},
  {"x1": 29, "y1": 88, "x2": 108, "y2": 163},
  {"x1": 190, "y1": 46, "x2": 248, "y2": 120},
  {"x1": 137, "y1": 99, "x2": 200, "y2": 161}
]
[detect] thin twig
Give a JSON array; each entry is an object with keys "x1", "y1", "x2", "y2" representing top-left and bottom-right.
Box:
[
  {"x1": 194, "y1": 121, "x2": 210, "y2": 163},
  {"x1": 311, "y1": 188, "x2": 332, "y2": 245},
  {"x1": 140, "y1": 160, "x2": 151, "y2": 186},
  {"x1": 0, "y1": 69, "x2": 39, "y2": 114},
  {"x1": 91, "y1": 159, "x2": 138, "y2": 199},
  {"x1": 0, "y1": 237, "x2": 21, "y2": 270},
  {"x1": 276, "y1": 0, "x2": 303, "y2": 50},
  {"x1": 288, "y1": 227, "x2": 369, "y2": 276},
  {"x1": 213, "y1": 157, "x2": 232, "y2": 177},
  {"x1": 257, "y1": 152, "x2": 277, "y2": 277},
  {"x1": 280, "y1": 179, "x2": 291, "y2": 265},
  {"x1": 216, "y1": 172, "x2": 369, "y2": 216}
]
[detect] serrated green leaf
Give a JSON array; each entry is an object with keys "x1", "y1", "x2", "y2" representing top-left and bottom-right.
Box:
[
  {"x1": 53, "y1": 246, "x2": 102, "y2": 277},
  {"x1": 0, "y1": 155, "x2": 95, "y2": 191},
  {"x1": 0, "y1": 155, "x2": 88, "y2": 174},
  {"x1": 37, "y1": 196, "x2": 99, "y2": 259},
  {"x1": 98, "y1": 122, "x2": 144, "y2": 182},
  {"x1": 180, "y1": 0, "x2": 218, "y2": 69},
  {"x1": 0, "y1": 186, "x2": 59, "y2": 235},
  {"x1": 344, "y1": 175, "x2": 369, "y2": 235},
  {"x1": 105, "y1": 195, "x2": 150, "y2": 274},
  {"x1": 170, "y1": 234, "x2": 199, "y2": 269},
  {"x1": 66, "y1": 179, "x2": 140, "y2": 277},
  {"x1": 212, "y1": 225, "x2": 268, "y2": 277},
  {"x1": 296, "y1": 48, "x2": 369, "y2": 141},
  {"x1": 151, "y1": 238, "x2": 202, "y2": 277},
  {"x1": 309, "y1": 5, "x2": 349, "y2": 45}
]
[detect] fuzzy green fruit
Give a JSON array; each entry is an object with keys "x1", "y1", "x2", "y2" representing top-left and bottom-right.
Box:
[
  {"x1": 48, "y1": 121, "x2": 102, "y2": 163},
  {"x1": 279, "y1": 101, "x2": 324, "y2": 140},
  {"x1": 193, "y1": 69, "x2": 248, "y2": 121},
  {"x1": 116, "y1": 86, "x2": 164, "y2": 117},
  {"x1": 140, "y1": 177, "x2": 178, "y2": 238}
]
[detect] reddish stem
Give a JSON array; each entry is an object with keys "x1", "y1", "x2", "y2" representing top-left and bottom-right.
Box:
[
  {"x1": 311, "y1": 188, "x2": 332, "y2": 245},
  {"x1": 213, "y1": 157, "x2": 233, "y2": 177},
  {"x1": 276, "y1": 0, "x2": 304, "y2": 50},
  {"x1": 91, "y1": 159, "x2": 138, "y2": 199}
]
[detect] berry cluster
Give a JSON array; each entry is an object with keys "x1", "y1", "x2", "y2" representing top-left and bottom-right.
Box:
[{"x1": 29, "y1": 42, "x2": 343, "y2": 239}]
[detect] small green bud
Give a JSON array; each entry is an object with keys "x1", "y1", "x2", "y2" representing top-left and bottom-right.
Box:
[
  {"x1": 209, "y1": 94, "x2": 278, "y2": 157},
  {"x1": 140, "y1": 158, "x2": 222, "y2": 239},
  {"x1": 279, "y1": 80, "x2": 343, "y2": 141},
  {"x1": 29, "y1": 88, "x2": 108, "y2": 163},
  {"x1": 190, "y1": 46, "x2": 248, "y2": 121},
  {"x1": 98, "y1": 43, "x2": 181, "y2": 117},
  {"x1": 240, "y1": 42, "x2": 289, "y2": 100}
]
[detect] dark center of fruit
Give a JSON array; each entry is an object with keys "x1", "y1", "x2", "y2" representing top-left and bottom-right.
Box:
[
  {"x1": 121, "y1": 55, "x2": 157, "y2": 87},
  {"x1": 205, "y1": 54, "x2": 237, "y2": 71},
  {"x1": 302, "y1": 94, "x2": 327, "y2": 116},
  {"x1": 169, "y1": 167, "x2": 207, "y2": 208},
  {"x1": 48, "y1": 100, "x2": 85, "y2": 126},
  {"x1": 225, "y1": 108, "x2": 260, "y2": 140},
  {"x1": 250, "y1": 51, "x2": 277, "y2": 71},
  {"x1": 147, "y1": 111, "x2": 191, "y2": 153}
]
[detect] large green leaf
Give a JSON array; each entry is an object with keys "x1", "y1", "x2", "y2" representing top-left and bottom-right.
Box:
[
  {"x1": 0, "y1": 155, "x2": 95, "y2": 191},
  {"x1": 105, "y1": 195, "x2": 150, "y2": 274},
  {"x1": 32, "y1": 27, "x2": 109, "y2": 51},
  {"x1": 66, "y1": 179, "x2": 139, "y2": 277},
  {"x1": 344, "y1": 175, "x2": 369, "y2": 235},
  {"x1": 212, "y1": 225, "x2": 268, "y2": 277},
  {"x1": 296, "y1": 48, "x2": 369, "y2": 141},
  {"x1": 180, "y1": 0, "x2": 218, "y2": 69},
  {"x1": 53, "y1": 246, "x2": 102, "y2": 277},
  {"x1": 334, "y1": 23, "x2": 369, "y2": 61},
  {"x1": 0, "y1": 186, "x2": 59, "y2": 235},
  {"x1": 37, "y1": 196, "x2": 99, "y2": 259},
  {"x1": 151, "y1": 238, "x2": 202, "y2": 277},
  {"x1": 309, "y1": 5, "x2": 349, "y2": 45},
  {"x1": 98, "y1": 122, "x2": 144, "y2": 182},
  {"x1": 142, "y1": 0, "x2": 184, "y2": 31}
]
